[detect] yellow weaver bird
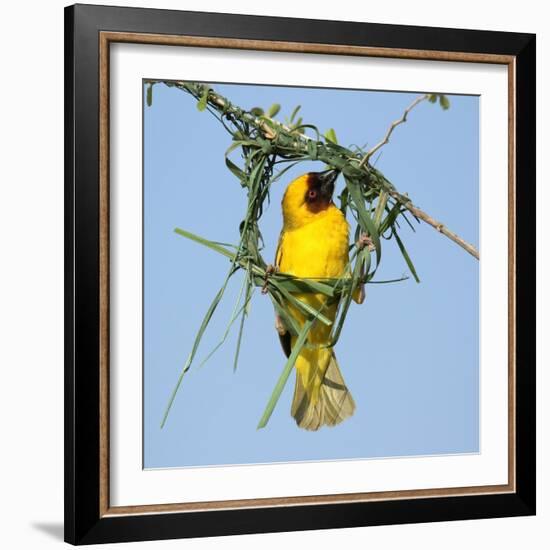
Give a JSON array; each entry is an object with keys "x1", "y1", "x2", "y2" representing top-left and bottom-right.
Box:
[{"x1": 275, "y1": 169, "x2": 363, "y2": 430}]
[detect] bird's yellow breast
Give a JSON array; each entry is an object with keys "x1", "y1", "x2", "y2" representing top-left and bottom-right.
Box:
[{"x1": 278, "y1": 204, "x2": 350, "y2": 279}]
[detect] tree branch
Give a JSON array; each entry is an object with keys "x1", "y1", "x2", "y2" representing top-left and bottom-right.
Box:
[
  {"x1": 388, "y1": 190, "x2": 479, "y2": 259},
  {"x1": 359, "y1": 94, "x2": 429, "y2": 168}
]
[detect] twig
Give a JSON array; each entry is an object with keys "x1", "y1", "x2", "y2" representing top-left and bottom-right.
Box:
[
  {"x1": 388, "y1": 190, "x2": 479, "y2": 259},
  {"x1": 359, "y1": 94, "x2": 429, "y2": 168},
  {"x1": 356, "y1": 92, "x2": 479, "y2": 258}
]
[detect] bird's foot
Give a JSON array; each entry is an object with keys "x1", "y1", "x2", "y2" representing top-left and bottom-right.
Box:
[{"x1": 356, "y1": 233, "x2": 376, "y2": 251}]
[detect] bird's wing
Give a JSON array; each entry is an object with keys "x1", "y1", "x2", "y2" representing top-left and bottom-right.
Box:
[
  {"x1": 274, "y1": 229, "x2": 284, "y2": 268},
  {"x1": 278, "y1": 329, "x2": 292, "y2": 358},
  {"x1": 274, "y1": 229, "x2": 292, "y2": 355}
]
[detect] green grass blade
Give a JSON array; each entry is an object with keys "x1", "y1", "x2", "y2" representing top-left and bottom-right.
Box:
[
  {"x1": 197, "y1": 85, "x2": 211, "y2": 111},
  {"x1": 275, "y1": 284, "x2": 333, "y2": 326},
  {"x1": 269, "y1": 291, "x2": 300, "y2": 337},
  {"x1": 345, "y1": 177, "x2": 381, "y2": 266},
  {"x1": 269, "y1": 161, "x2": 300, "y2": 185},
  {"x1": 393, "y1": 230, "x2": 420, "y2": 283},
  {"x1": 330, "y1": 248, "x2": 370, "y2": 347},
  {"x1": 289, "y1": 104, "x2": 301, "y2": 123},
  {"x1": 174, "y1": 227, "x2": 235, "y2": 260},
  {"x1": 374, "y1": 191, "x2": 389, "y2": 227},
  {"x1": 160, "y1": 269, "x2": 236, "y2": 429},
  {"x1": 256, "y1": 317, "x2": 315, "y2": 429},
  {"x1": 233, "y1": 279, "x2": 254, "y2": 372},
  {"x1": 379, "y1": 201, "x2": 402, "y2": 234},
  {"x1": 197, "y1": 272, "x2": 248, "y2": 369},
  {"x1": 399, "y1": 210, "x2": 418, "y2": 232},
  {"x1": 368, "y1": 275, "x2": 409, "y2": 284},
  {"x1": 225, "y1": 157, "x2": 246, "y2": 183},
  {"x1": 271, "y1": 274, "x2": 336, "y2": 297}
]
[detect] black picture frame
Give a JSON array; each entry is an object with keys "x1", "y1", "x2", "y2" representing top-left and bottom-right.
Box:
[{"x1": 65, "y1": 3, "x2": 536, "y2": 545}]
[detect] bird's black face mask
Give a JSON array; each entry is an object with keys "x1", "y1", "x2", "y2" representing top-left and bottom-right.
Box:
[{"x1": 305, "y1": 170, "x2": 339, "y2": 212}]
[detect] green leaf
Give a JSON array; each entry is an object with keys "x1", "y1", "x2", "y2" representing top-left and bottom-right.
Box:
[
  {"x1": 226, "y1": 140, "x2": 259, "y2": 157},
  {"x1": 197, "y1": 273, "x2": 249, "y2": 370},
  {"x1": 393, "y1": 230, "x2": 420, "y2": 283},
  {"x1": 324, "y1": 128, "x2": 338, "y2": 144},
  {"x1": 269, "y1": 291, "x2": 300, "y2": 337},
  {"x1": 197, "y1": 86, "x2": 211, "y2": 111},
  {"x1": 146, "y1": 83, "x2": 153, "y2": 107},
  {"x1": 275, "y1": 284, "x2": 333, "y2": 327},
  {"x1": 290, "y1": 104, "x2": 301, "y2": 123},
  {"x1": 324, "y1": 139, "x2": 354, "y2": 156},
  {"x1": 439, "y1": 94, "x2": 450, "y2": 110},
  {"x1": 374, "y1": 191, "x2": 389, "y2": 227},
  {"x1": 345, "y1": 176, "x2": 381, "y2": 266},
  {"x1": 272, "y1": 273, "x2": 336, "y2": 297},
  {"x1": 379, "y1": 201, "x2": 402, "y2": 234},
  {"x1": 160, "y1": 269, "x2": 236, "y2": 428},
  {"x1": 368, "y1": 275, "x2": 409, "y2": 284},
  {"x1": 250, "y1": 107, "x2": 264, "y2": 117},
  {"x1": 174, "y1": 227, "x2": 235, "y2": 260},
  {"x1": 399, "y1": 210, "x2": 417, "y2": 232},
  {"x1": 269, "y1": 161, "x2": 300, "y2": 185},
  {"x1": 247, "y1": 154, "x2": 268, "y2": 191},
  {"x1": 267, "y1": 103, "x2": 281, "y2": 117},
  {"x1": 233, "y1": 276, "x2": 254, "y2": 372},
  {"x1": 329, "y1": 248, "x2": 370, "y2": 347},
  {"x1": 257, "y1": 316, "x2": 315, "y2": 429},
  {"x1": 225, "y1": 157, "x2": 246, "y2": 182},
  {"x1": 428, "y1": 94, "x2": 438, "y2": 103},
  {"x1": 339, "y1": 188, "x2": 349, "y2": 216},
  {"x1": 307, "y1": 139, "x2": 318, "y2": 160}
]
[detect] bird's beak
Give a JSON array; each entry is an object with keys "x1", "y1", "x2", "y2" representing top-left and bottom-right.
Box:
[{"x1": 318, "y1": 169, "x2": 339, "y2": 200}]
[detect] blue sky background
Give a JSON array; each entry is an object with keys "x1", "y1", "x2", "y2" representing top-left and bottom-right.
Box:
[{"x1": 143, "y1": 81, "x2": 479, "y2": 469}]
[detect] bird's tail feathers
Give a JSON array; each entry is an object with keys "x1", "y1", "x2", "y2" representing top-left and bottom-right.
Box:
[{"x1": 291, "y1": 353, "x2": 355, "y2": 431}]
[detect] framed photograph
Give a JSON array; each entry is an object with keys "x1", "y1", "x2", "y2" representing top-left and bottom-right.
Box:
[{"x1": 64, "y1": 3, "x2": 536, "y2": 545}]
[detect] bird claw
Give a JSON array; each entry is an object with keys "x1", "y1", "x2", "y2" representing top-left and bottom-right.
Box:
[{"x1": 356, "y1": 233, "x2": 375, "y2": 251}]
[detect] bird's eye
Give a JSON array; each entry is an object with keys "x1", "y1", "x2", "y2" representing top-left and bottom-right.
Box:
[{"x1": 308, "y1": 189, "x2": 317, "y2": 200}]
